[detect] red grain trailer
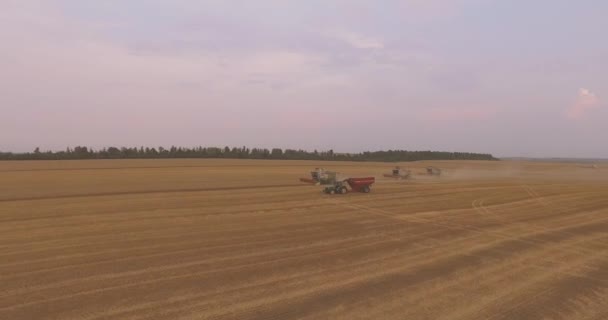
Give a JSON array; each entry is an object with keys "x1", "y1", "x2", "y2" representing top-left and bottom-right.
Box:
[{"x1": 323, "y1": 177, "x2": 375, "y2": 194}]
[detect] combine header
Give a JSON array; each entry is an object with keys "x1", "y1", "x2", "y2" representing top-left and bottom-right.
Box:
[
  {"x1": 384, "y1": 166, "x2": 411, "y2": 180},
  {"x1": 323, "y1": 177, "x2": 375, "y2": 194},
  {"x1": 300, "y1": 168, "x2": 334, "y2": 185}
]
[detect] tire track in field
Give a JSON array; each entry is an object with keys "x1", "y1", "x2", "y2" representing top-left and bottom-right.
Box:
[
  {"x1": 0, "y1": 199, "x2": 324, "y2": 231},
  {"x1": 470, "y1": 196, "x2": 570, "y2": 235},
  {"x1": 235, "y1": 191, "x2": 606, "y2": 318},
  {"x1": 76, "y1": 227, "x2": 505, "y2": 320},
  {"x1": 366, "y1": 189, "x2": 595, "y2": 222},
  {"x1": 443, "y1": 249, "x2": 608, "y2": 320},
  {"x1": 0, "y1": 209, "x2": 333, "y2": 255},
  {"x1": 354, "y1": 233, "x2": 608, "y2": 320},
  {"x1": 0, "y1": 209, "x2": 487, "y2": 303},
  {"x1": 7, "y1": 192, "x2": 584, "y2": 312},
  {"x1": 472, "y1": 196, "x2": 608, "y2": 254},
  {"x1": 88, "y1": 217, "x2": 606, "y2": 320},
  {"x1": 196, "y1": 223, "x2": 608, "y2": 320},
  {"x1": 418, "y1": 191, "x2": 585, "y2": 222},
  {"x1": 334, "y1": 199, "x2": 608, "y2": 266},
  {"x1": 0, "y1": 189, "x2": 320, "y2": 225},
  {"x1": 7, "y1": 190, "x2": 580, "y2": 267},
  {"x1": 464, "y1": 185, "x2": 608, "y2": 320},
  {"x1": 8, "y1": 189, "x2": 596, "y2": 254},
  {"x1": 2, "y1": 208, "x2": 510, "y2": 308},
  {"x1": 1, "y1": 217, "x2": 418, "y2": 280},
  {"x1": 1, "y1": 227, "x2": 487, "y2": 319},
  {"x1": 0, "y1": 223, "x2": 478, "y2": 313},
  {"x1": 3, "y1": 163, "x2": 608, "y2": 319},
  {"x1": 0, "y1": 201, "x2": 354, "y2": 254},
  {"x1": 0, "y1": 183, "x2": 307, "y2": 203},
  {"x1": 364, "y1": 188, "x2": 589, "y2": 218},
  {"x1": 339, "y1": 197, "x2": 608, "y2": 277},
  {"x1": 522, "y1": 184, "x2": 553, "y2": 207},
  {"x1": 343, "y1": 192, "x2": 608, "y2": 320},
  {"x1": 473, "y1": 184, "x2": 608, "y2": 249},
  {"x1": 472, "y1": 260, "x2": 608, "y2": 320}
]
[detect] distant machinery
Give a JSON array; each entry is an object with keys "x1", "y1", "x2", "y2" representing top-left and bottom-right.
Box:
[
  {"x1": 383, "y1": 166, "x2": 411, "y2": 180},
  {"x1": 426, "y1": 166, "x2": 442, "y2": 176}
]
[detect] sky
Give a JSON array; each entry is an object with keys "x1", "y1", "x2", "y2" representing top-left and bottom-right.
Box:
[{"x1": 1, "y1": 0, "x2": 606, "y2": 158}]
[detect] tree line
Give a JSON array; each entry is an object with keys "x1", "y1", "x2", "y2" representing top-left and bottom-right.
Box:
[{"x1": 0, "y1": 146, "x2": 497, "y2": 162}]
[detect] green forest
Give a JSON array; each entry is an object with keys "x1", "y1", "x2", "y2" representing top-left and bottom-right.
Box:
[{"x1": 0, "y1": 146, "x2": 497, "y2": 162}]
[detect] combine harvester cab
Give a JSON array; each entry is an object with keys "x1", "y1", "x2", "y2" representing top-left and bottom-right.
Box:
[{"x1": 323, "y1": 177, "x2": 375, "y2": 194}]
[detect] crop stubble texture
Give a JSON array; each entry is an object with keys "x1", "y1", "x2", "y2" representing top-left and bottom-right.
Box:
[{"x1": 1, "y1": 159, "x2": 607, "y2": 319}]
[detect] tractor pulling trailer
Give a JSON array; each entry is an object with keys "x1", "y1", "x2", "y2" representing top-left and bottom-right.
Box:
[
  {"x1": 323, "y1": 177, "x2": 375, "y2": 194},
  {"x1": 300, "y1": 170, "x2": 375, "y2": 194}
]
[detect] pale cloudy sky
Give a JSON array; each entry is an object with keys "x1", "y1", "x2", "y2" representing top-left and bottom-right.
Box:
[{"x1": 1, "y1": 0, "x2": 606, "y2": 157}]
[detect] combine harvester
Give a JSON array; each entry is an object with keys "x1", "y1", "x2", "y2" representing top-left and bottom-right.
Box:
[
  {"x1": 425, "y1": 166, "x2": 442, "y2": 176},
  {"x1": 383, "y1": 166, "x2": 411, "y2": 180}
]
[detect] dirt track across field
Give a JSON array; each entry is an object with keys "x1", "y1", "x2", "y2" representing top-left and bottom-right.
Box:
[{"x1": 1, "y1": 159, "x2": 607, "y2": 319}]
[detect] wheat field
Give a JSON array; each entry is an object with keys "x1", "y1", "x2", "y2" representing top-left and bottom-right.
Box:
[{"x1": 1, "y1": 159, "x2": 607, "y2": 320}]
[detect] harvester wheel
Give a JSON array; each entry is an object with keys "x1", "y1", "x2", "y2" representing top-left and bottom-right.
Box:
[
  {"x1": 329, "y1": 189, "x2": 335, "y2": 195},
  {"x1": 362, "y1": 186, "x2": 370, "y2": 193},
  {"x1": 339, "y1": 186, "x2": 347, "y2": 194}
]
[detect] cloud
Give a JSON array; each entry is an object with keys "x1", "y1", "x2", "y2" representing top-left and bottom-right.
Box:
[
  {"x1": 567, "y1": 88, "x2": 600, "y2": 119},
  {"x1": 325, "y1": 30, "x2": 384, "y2": 49},
  {"x1": 422, "y1": 106, "x2": 496, "y2": 123},
  {"x1": 0, "y1": 2, "x2": 381, "y2": 152},
  {"x1": 3, "y1": 0, "x2": 606, "y2": 157}
]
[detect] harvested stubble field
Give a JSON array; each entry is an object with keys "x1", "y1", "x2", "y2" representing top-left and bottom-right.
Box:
[{"x1": 1, "y1": 159, "x2": 608, "y2": 320}]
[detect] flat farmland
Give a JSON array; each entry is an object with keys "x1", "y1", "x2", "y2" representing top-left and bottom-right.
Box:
[{"x1": 1, "y1": 159, "x2": 608, "y2": 320}]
